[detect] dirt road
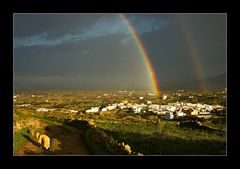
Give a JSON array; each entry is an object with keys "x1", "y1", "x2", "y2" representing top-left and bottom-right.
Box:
[{"x1": 16, "y1": 120, "x2": 91, "y2": 155}]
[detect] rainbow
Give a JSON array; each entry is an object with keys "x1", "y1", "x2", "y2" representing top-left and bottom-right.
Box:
[
  {"x1": 176, "y1": 15, "x2": 206, "y2": 90},
  {"x1": 119, "y1": 13, "x2": 160, "y2": 96}
]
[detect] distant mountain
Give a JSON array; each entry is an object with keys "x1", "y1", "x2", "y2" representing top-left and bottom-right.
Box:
[
  {"x1": 204, "y1": 73, "x2": 226, "y2": 90},
  {"x1": 160, "y1": 73, "x2": 226, "y2": 91}
]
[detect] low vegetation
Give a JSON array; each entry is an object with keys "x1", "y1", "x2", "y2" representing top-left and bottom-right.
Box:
[{"x1": 13, "y1": 90, "x2": 226, "y2": 155}]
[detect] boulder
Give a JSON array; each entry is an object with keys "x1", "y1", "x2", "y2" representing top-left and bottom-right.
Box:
[
  {"x1": 88, "y1": 120, "x2": 96, "y2": 128},
  {"x1": 137, "y1": 152, "x2": 144, "y2": 156},
  {"x1": 123, "y1": 144, "x2": 131, "y2": 154}
]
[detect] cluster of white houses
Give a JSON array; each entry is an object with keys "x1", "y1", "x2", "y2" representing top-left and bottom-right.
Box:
[
  {"x1": 85, "y1": 101, "x2": 224, "y2": 119},
  {"x1": 36, "y1": 108, "x2": 55, "y2": 112},
  {"x1": 14, "y1": 94, "x2": 224, "y2": 120}
]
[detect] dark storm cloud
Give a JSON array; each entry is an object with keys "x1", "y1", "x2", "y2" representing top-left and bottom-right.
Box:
[
  {"x1": 14, "y1": 14, "x2": 126, "y2": 48},
  {"x1": 14, "y1": 14, "x2": 226, "y2": 89},
  {"x1": 14, "y1": 13, "x2": 168, "y2": 48},
  {"x1": 14, "y1": 33, "x2": 144, "y2": 76},
  {"x1": 178, "y1": 14, "x2": 226, "y2": 77},
  {"x1": 14, "y1": 14, "x2": 109, "y2": 38},
  {"x1": 139, "y1": 14, "x2": 226, "y2": 84}
]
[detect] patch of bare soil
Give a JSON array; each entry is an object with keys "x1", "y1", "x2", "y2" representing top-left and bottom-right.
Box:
[{"x1": 16, "y1": 120, "x2": 91, "y2": 155}]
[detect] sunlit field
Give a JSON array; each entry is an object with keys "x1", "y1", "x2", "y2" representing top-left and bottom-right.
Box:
[{"x1": 13, "y1": 90, "x2": 226, "y2": 155}]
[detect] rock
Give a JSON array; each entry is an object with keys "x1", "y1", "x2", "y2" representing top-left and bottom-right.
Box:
[
  {"x1": 88, "y1": 120, "x2": 96, "y2": 128},
  {"x1": 124, "y1": 144, "x2": 131, "y2": 154},
  {"x1": 37, "y1": 133, "x2": 51, "y2": 150},
  {"x1": 14, "y1": 122, "x2": 21, "y2": 131},
  {"x1": 137, "y1": 152, "x2": 144, "y2": 156}
]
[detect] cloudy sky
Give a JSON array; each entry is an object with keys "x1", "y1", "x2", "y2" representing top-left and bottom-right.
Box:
[{"x1": 14, "y1": 13, "x2": 226, "y2": 90}]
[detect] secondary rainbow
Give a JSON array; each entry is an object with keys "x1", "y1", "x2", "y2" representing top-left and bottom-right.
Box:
[
  {"x1": 176, "y1": 15, "x2": 206, "y2": 90},
  {"x1": 119, "y1": 13, "x2": 160, "y2": 96}
]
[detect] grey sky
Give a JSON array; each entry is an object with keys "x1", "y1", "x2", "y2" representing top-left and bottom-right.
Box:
[{"x1": 14, "y1": 13, "x2": 226, "y2": 90}]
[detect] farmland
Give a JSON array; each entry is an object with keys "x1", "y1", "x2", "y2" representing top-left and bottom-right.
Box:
[{"x1": 13, "y1": 89, "x2": 226, "y2": 155}]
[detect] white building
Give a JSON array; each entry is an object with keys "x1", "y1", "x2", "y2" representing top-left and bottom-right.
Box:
[
  {"x1": 101, "y1": 104, "x2": 117, "y2": 112},
  {"x1": 127, "y1": 103, "x2": 133, "y2": 108},
  {"x1": 101, "y1": 107, "x2": 108, "y2": 112},
  {"x1": 65, "y1": 110, "x2": 78, "y2": 113},
  {"x1": 164, "y1": 112, "x2": 174, "y2": 120},
  {"x1": 19, "y1": 104, "x2": 30, "y2": 107},
  {"x1": 36, "y1": 108, "x2": 55, "y2": 112},
  {"x1": 163, "y1": 95, "x2": 167, "y2": 100},
  {"x1": 176, "y1": 112, "x2": 186, "y2": 117},
  {"x1": 133, "y1": 107, "x2": 142, "y2": 113},
  {"x1": 149, "y1": 104, "x2": 160, "y2": 110},
  {"x1": 86, "y1": 107, "x2": 99, "y2": 113},
  {"x1": 166, "y1": 106, "x2": 177, "y2": 112},
  {"x1": 139, "y1": 97, "x2": 144, "y2": 100},
  {"x1": 199, "y1": 109, "x2": 210, "y2": 115},
  {"x1": 147, "y1": 101, "x2": 152, "y2": 105}
]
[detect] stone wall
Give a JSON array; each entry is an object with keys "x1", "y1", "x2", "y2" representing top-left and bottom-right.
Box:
[{"x1": 81, "y1": 119, "x2": 143, "y2": 155}]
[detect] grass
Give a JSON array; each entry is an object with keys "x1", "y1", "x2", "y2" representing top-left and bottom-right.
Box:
[
  {"x1": 14, "y1": 100, "x2": 226, "y2": 155},
  {"x1": 13, "y1": 117, "x2": 47, "y2": 155},
  {"x1": 94, "y1": 118, "x2": 226, "y2": 155},
  {"x1": 83, "y1": 132, "x2": 112, "y2": 155},
  {"x1": 13, "y1": 128, "x2": 29, "y2": 154}
]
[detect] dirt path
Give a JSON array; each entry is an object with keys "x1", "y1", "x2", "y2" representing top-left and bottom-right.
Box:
[{"x1": 17, "y1": 120, "x2": 91, "y2": 155}]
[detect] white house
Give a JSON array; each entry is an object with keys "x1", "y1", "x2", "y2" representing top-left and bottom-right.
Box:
[
  {"x1": 198, "y1": 109, "x2": 210, "y2": 115},
  {"x1": 107, "y1": 104, "x2": 117, "y2": 110},
  {"x1": 36, "y1": 108, "x2": 55, "y2": 112},
  {"x1": 164, "y1": 112, "x2": 174, "y2": 120},
  {"x1": 147, "y1": 101, "x2": 152, "y2": 105},
  {"x1": 149, "y1": 104, "x2": 160, "y2": 110},
  {"x1": 133, "y1": 107, "x2": 142, "y2": 113},
  {"x1": 19, "y1": 104, "x2": 31, "y2": 107},
  {"x1": 86, "y1": 107, "x2": 99, "y2": 113},
  {"x1": 65, "y1": 110, "x2": 78, "y2": 113},
  {"x1": 101, "y1": 107, "x2": 108, "y2": 112},
  {"x1": 166, "y1": 106, "x2": 177, "y2": 112},
  {"x1": 176, "y1": 112, "x2": 186, "y2": 117}
]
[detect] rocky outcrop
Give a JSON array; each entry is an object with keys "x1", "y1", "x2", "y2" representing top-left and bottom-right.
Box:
[{"x1": 13, "y1": 118, "x2": 46, "y2": 133}]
